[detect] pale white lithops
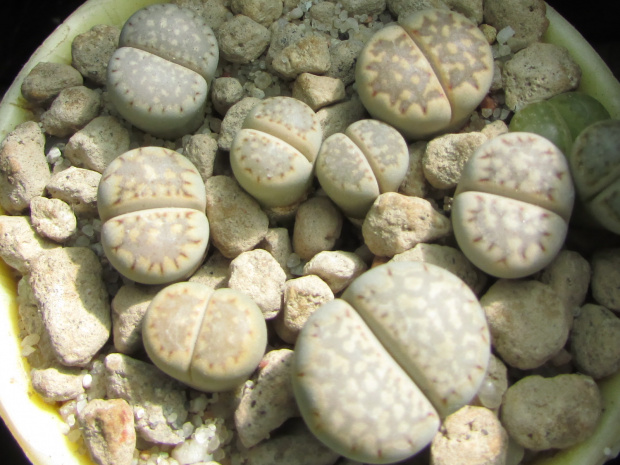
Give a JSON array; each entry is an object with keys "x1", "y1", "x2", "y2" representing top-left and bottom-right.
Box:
[
  {"x1": 98, "y1": 147, "x2": 209, "y2": 285},
  {"x1": 230, "y1": 96, "x2": 322, "y2": 208},
  {"x1": 452, "y1": 132, "x2": 574, "y2": 279},
  {"x1": 107, "y1": 4, "x2": 219, "y2": 139},
  {"x1": 292, "y1": 261, "x2": 491, "y2": 464},
  {"x1": 355, "y1": 9, "x2": 493, "y2": 140},
  {"x1": 316, "y1": 119, "x2": 409, "y2": 218},
  {"x1": 142, "y1": 282, "x2": 267, "y2": 392}
]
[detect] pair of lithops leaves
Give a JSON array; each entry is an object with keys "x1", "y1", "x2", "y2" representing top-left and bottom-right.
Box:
[
  {"x1": 231, "y1": 96, "x2": 410, "y2": 219},
  {"x1": 98, "y1": 146, "x2": 209, "y2": 285},
  {"x1": 107, "y1": 3, "x2": 218, "y2": 139}
]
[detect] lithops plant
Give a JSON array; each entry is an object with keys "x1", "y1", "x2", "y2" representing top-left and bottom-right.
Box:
[
  {"x1": 292, "y1": 261, "x2": 490, "y2": 464},
  {"x1": 567, "y1": 119, "x2": 620, "y2": 235},
  {"x1": 143, "y1": 282, "x2": 267, "y2": 392},
  {"x1": 315, "y1": 119, "x2": 409, "y2": 219},
  {"x1": 452, "y1": 132, "x2": 575, "y2": 279},
  {"x1": 355, "y1": 8, "x2": 493, "y2": 140},
  {"x1": 107, "y1": 3, "x2": 218, "y2": 139},
  {"x1": 98, "y1": 146, "x2": 209, "y2": 285},
  {"x1": 230, "y1": 96, "x2": 322, "y2": 208}
]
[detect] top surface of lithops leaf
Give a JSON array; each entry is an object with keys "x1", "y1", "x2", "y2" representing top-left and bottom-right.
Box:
[
  {"x1": 457, "y1": 132, "x2": 575, "y2": 222},
  {"x1": 344, "y1": 119, "x2": 409, "y2": 193},
  {"x1": 119, "y1": 3, "x2": 219, "y2": 82},
  {"x1": 355, "y1": 24, "x2": 452, "y2": 140},
  {"x1": 98, "y1": 146, "x2": 206, "y2": 222},
  {"x1": 242, "y1": 96, "x2": 323, "y2": 163},
  {"x1": 398, "y1": 9, "x2": 494, "y2": 128},
  {"x1": 342, "y1": 261, "x2": 490, "y2": 417},
  {"x1": 293, "y1": 298, "x2": 440, "y2": 464}
]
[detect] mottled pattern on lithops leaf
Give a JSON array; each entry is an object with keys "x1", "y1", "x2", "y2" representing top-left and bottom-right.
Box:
[
  {"x1": 316, "y1": 119, "x2": 409, "y2": 218},
  {"x1": 243, "y1": 96, "x2": 323, "y2": 163},
  {"x1": 143, "y1": 283, "x2": 267, "y2": 392},
  {"x1": 343, "y1": 261, "x2": 490, "y2": 417},
  {"x1": 230, "y1": 129, "x2": 314, "y2": 208},
  {"x1": 355, "y1": 9, "x2": 493, "y2": 139},
  {"x1": 293, "y1": 299, "x2": 440, "y2": 464},
  {"x1": 119, "y1": 3, "x2": 219, "y2": 82},
  {"x1": 456, "y1": 132, "x2": 574, "y2": 222},
  {"x1": 101, "y1": 208, "x2": 210, "y2": 285},
  {"x1": 453, "y1": 132, "x2": 574, "y2": 279},
  {"x1": 98, "y1": 147, "x2": 206, "y2": 222},
  {"x1": 107, "y1": 47, "x2": 207, "y2": 139}
]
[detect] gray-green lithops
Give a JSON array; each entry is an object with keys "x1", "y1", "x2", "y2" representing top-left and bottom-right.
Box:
[
  {"x1": 355, "y1": 9, "x2": 493, "y2": 140},
  {"x1": 292, "y1": 261, "x2": 490, "y2": 464},
  {"x1": 567, "y1": 119, "x2": 620, "y2": 235},
  {"x1": 107, "y1": 3, "x2": 218, "y2": 139},
  {"x1": 452, "y1": 132, "x2": 574, "y2": 279},
  {"x1": 230, "y1": 96, "x2": 322, "y2": 208},
  {"x1": 315, "y1": 119, "x2": 409, "y2": 218},
  {"x1": 142, "y1": 282, "x2": 267, "y2": 392},
  {"x1": 98, "y1": 146, "x2": 209, "y2": 285}
]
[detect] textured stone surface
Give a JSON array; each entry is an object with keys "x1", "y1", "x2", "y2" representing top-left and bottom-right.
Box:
[{"x1": 21, "y1": 62, "x2": 84, "y2": 106}]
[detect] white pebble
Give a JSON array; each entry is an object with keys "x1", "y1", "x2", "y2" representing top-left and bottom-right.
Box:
[
  {"x1": 82, "y1": 373, "x2": 93, "y2": 389},
  {"x1": 496, "y1": 26, "x2": 515, "y2": 44}
]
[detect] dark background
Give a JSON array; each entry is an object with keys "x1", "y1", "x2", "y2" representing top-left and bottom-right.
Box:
[{"x1": 0, "y1": 1, "x2": 618, "y2": 464}]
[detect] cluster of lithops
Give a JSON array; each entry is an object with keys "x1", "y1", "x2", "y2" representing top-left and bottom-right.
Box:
[
  {"x1": 143, "y1": 282, "x2": 267, "y2": 392},
  {"x1": 356, "y1": 8, "x2": 494, "y2": 140},
  {"x1": 292, "y1": 261, "x2": 491, "y2": 464},
  {"x1": 230, "y1": 96, "x2": 323, "y2": 208},
  {"x1": 98, "y1": 146, "x2": 210, "y2": 285},
  {"x1": 452, "y1": 132, "x2": 575, "y2": 279},
  {"x1": 315, "y1": 119, "x2": 409, "y2": 218},
  {"x1": 107, "y1": 3, "x2": 218, "y2": 139}
]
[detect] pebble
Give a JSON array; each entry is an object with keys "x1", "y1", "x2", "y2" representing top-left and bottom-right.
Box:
[
  {"x1": 341, "y1": 0, "x2": 386, "y2": 16},
  {"x1": 315, "y1": 95, "x2": 367, "y2": 140},
  {"x1": 111, "y1": 284, "x2": 162, "y2": 354},
  {"x1": 104, "y1": 353, "x2": 188, "y2": 445},
  {"x1": 362, "y1": 192, "x2": 452, "y2": 257},
  {"x1": 64, "y1": 115, "x2": 131, "y2": 173},
  {"x1": 210, "y1": 77, "x2": 245, "y2": 116},
  {"x1": 29, "y1": 196, "x2": 77, "y2": 243},
  {"x1": 386, "y1": 0, "x2": 447, "y2": 18},
  {"x1": 502, "y1": 42, "x2": 581, "y2": 111},
  {"x1": 292, "y1": 73, "x2": 347, "y2": 111},
  {"x1": 217, "y1": 15, "x2": 271, "y2": 64},
  {"x1": 483, "y1": 0, "x2": 549, "y2": 52},
  {"x1": 0, "y1": 121, "x2": 51, "y2": 214},
  {"x1": 78, "y1": 398, "x2": 136, "y2": 465},
  {"x1": 474, "y1": 354, "x2": 508, "y2": 411},
  {"x1": 241, "y1": 419, "x2": 340, "y2": 465},
  {"x1": 0, "y1": 215, "x2": 57, "y2": 274},
  {"x1": 231, "y1": 0, "x2": 283, "y2": 27},
  {"x1": 234, "y1": 349, "x2": 298, "y2": 448},
  {"x1": 539, "y1": 249, "x2": 591, "y2": 312},
  {"x1": 173, "y1": 0, "x2": 231, "y2": 30},
  {"x1": 430, "y1": 405, "x2": 508, "y2": 465},
  {"x1": 204, "y1": 175, "x2": 269, "y2": 258},
  {"x1": 228, "y1": 249, "x2": 287, "y2": 319},
  {"x1": 20, "y1": 62, "x2": 84, "y2": 106},
  {"x1": 142, "y1": 283, "x2": 267, "y2": 391},
  {"x1": 292, "y1": 196, "x2": 343, "y2": 260},
  {"x1": 29, "y1": 247, "x2": 111, "y2": 366},
  {"x1": 390, "y1": 243, "x2": 487, "y2": 295},
  {"x1": 274, "y1": 275, "x2": 334, "y2": 343},
  {"x1": 591, "y1": 248, "x2": 620, "y2": 312},
  {"x1": 217, "y1": 97, "x2": 261, "y2": 152},
  {"x1": 571, "y1": 304, "x2": 620, "y2": 379},
  {"x1": 271, "y1": 33, "x2": 331, "y2": 80},
  {"x1": 398, "y1": 141, "x2": 428, "y2": 198},
  {"x1": 258, "y1": 228, "x2": 294, "y2": 279},
  {"x1": 325, "y1": 39, "x2": 364, "y2": 86},
  {"x1": 501, "y1": 374, "x2": 602, "y2": 451},
  {"x1": 30, "y1": 365, "x2": 85, "y2": 402},
  {"x1": 422, "y1": 132, "x2": 488, "y2": 190},
  {"x1": 182, "y1": 133, "x2": 219, "y2": 183},
  {"x1": 71, "y1": 24, "x2": 121, "y2": 85},
  {"x1": 40, "y1": 86, "x2": 102, "y2": 137},
  {"x1": 480, "y1": 279, "x2": 572, "y2": 370},
  {"x1": 302, "y1": 250, "x2": 368, "y2": 294},
  {"x1": 189, "y1": 250, "x2": 231, "y2": 289},
  {"x1": 46, "y1": 166, "x2": 101, "y2": 217}
]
